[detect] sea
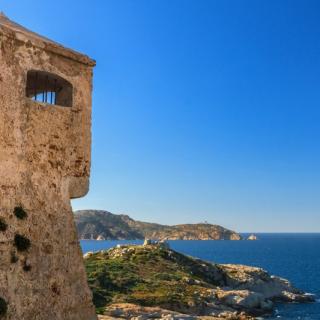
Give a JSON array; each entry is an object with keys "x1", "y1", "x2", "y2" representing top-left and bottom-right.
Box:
[{"x1": 80, "y1": 233, "x2": 320, "y2": 320}]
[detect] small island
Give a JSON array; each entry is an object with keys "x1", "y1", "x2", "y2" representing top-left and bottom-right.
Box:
[{"x1": 85, "y1": 242, "x2": 314, "y2": 319}]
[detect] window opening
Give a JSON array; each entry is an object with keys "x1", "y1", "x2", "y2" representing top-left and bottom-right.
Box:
[{"x1": 26, "y1": 70, "x2": 73, "y2": 107}]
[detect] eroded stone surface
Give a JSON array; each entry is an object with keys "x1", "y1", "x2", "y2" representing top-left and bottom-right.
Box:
[{"x1": 0, "y1": 14, "x2": 96, "y2": 319}]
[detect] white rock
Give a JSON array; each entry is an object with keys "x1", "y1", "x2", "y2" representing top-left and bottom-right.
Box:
[
  {"x1": 143, "y1": 239, "x2": 152, "y2": 246},
  {"x1": 83, "y1": 251, "x2": 94, "y2": 258}
]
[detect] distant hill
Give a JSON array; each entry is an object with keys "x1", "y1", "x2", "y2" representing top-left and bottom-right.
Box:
[{"x1": 74, "y1": 210, "x2": 242, "y2": 240}]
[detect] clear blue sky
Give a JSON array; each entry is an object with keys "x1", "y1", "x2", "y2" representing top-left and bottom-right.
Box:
[{"x1": 2, "y1": 1, "x2": 320, "y2": 232}]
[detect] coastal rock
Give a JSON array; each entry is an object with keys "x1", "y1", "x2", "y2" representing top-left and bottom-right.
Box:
[
  {"x1": 103, "y1": 303, "x2": 199, "y2": 319},
  {"x1": 97, "y1": 303, "x2": 251, "y2": 319},
  {"x1": 84, "y1": 251, "x2": 94, "y2": 259},
  {"x1": 247, "y1": 235, "x2": 257, "y2": 241},
  {"x1": 215, "y1": 289, "x2": 273, "y2": 312},
  {"x1": 221, "y1": 264, "x2": 314, "y2": 303},
  {"x1": 143, "y1": 239, "x2": 152, "y2": 246},
  {"x1": 97, "y1": 304, "x2": 255, "y2": 319}
]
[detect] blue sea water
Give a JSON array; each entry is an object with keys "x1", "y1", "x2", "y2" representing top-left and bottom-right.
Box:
[{"x1": 81, "y1": 233, "x2": 320, "y2": 320}]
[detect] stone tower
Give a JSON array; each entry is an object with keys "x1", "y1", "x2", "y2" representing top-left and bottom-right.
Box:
[{"x1": 0, "y1": 13, "x2": 97, "y2": 319}]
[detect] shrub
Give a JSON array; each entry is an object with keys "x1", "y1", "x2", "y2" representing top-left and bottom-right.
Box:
[
  {"x1": 14, "y1": 206, "x2": 27, "y2": 220},
  {"x1": 153, "y1": 272, "x2": 181, "y2": 281},
  {"x1": 0, "y1": 297, "x2": 7, "y2": 315},
  {"x1": 23, "y1": 263, "x2": 31, "y2": 272},
  {"x1": 10, "y1": 252, "x2": 18, "y2": 264},
  {"x1": 14, "y1": 234, "x2": 31, "y2": 252},
  {"x1": 0, "y1": 219, "x2": 7, "y2": 232}
]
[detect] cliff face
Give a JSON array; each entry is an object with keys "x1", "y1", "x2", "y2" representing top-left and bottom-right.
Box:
[{"x1": 74, "y1": 210, "x2": 242, "y2": 240}]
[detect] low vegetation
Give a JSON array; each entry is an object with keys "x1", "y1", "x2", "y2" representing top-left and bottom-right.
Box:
[
  {"x1": 85, "y1": 243, "x2": 314, "y2": 318},
  {"x1": 85, "y1": 244, "x2": 226, "y2": 315},
  {"x1": 85, "y1": 244, "x2": 233, "y2": 316},
  {"x1": 10, "y1": 251, "x2": 18, "y2": 264},
  {"x1": 0, "y1": 297, "x2": 7, "y2": 316}
]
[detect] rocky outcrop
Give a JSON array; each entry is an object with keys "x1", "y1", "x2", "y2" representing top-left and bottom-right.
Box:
[
  {"x1": 74, "y1": 210, "x2": 242, "y2": 240},
  {"x1": 84, "y1": 244, "x2": 314, "y2": 319},
  {"x1": 143, "y1": 239, "x2": 170, "y2": 249},
  {"x1": 97, "y1": 303, "x2": 254, "y2": 319},
  {"x1": 220, "y1": 264, "x2": 312, "y2": 303},
  {"x1": 247, "y1": 234, "x2": 258, "y2": 241}
]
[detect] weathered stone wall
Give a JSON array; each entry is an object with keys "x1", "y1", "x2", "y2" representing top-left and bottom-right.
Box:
[{"x1": 0, "y1": 20, "x2": 97, "y2": 320}]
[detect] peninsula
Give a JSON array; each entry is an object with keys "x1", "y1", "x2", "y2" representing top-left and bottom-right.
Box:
[
  {"x1": 85, "y1": 242, "x2": 314, "y2": 319},
  {"x1": 74, "y1": 210, "x2": 241, "y2": 240}
]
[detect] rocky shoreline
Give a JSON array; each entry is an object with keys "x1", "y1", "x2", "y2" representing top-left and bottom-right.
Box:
[
  {"x1": 84, "y1": 242, "x2": 314, "y2": 319},
  {"x1": 97, "y1": 303, "x2": 254, "y2": 319}
]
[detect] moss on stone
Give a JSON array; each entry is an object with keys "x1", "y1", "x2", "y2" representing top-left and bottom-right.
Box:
[
  {"x1": 14, "y1": 234, "x2": 31, "y2": 252},
  {"x1": 0, "y1": 297, "x2": 7, "y2": 316},
  {"x1": 0, "y1": 218, "x2": 7, "y2": 232},
  {"x1": 23, "y1": 263, "x2": 32, "y2": 272},
  {"x1": 14, "y1": 206, "x2": 27, "y2": 220}
]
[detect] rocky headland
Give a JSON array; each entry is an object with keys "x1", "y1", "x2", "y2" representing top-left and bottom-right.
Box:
[
  {"x1": 84, "y1": 242, "x2": 314, "y2": 320},
  {"x1": 75, "y1": 210, "x2": 241, "y2": 240}
]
